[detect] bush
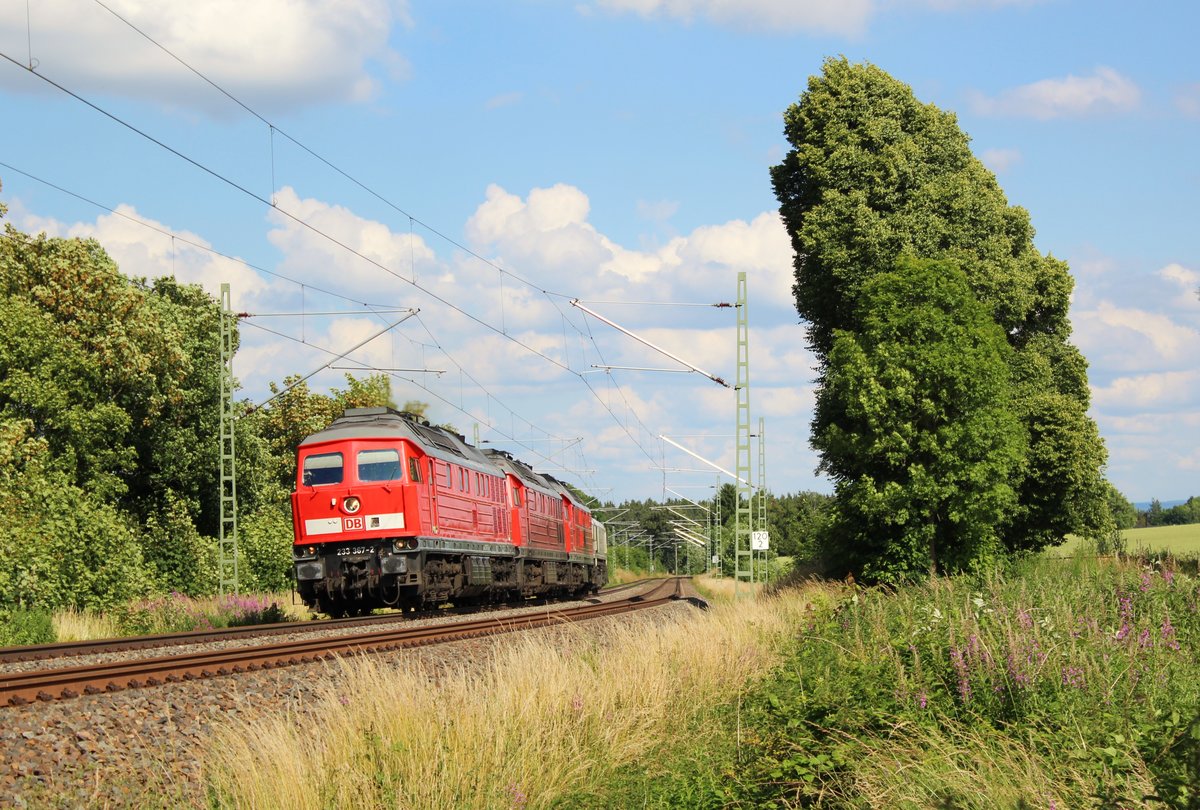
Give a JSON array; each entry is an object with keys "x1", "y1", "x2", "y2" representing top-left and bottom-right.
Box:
[
  {"x1": 0, "y1": 420, "x2": 153, "y2": 612},
  {"x1": 140, "y1": 490, "x2": 217, "y2": 596},
  {"x1": 0, "y1": 607, "x2": 56, "y2": 646},
  {"x1": 237, "y1": 497, "x2": 295, "y2": 593}
]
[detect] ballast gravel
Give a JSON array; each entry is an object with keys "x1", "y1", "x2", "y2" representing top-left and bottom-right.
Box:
[{"x1": 0, "y1": 585, "x2": 698, "y2": 809}]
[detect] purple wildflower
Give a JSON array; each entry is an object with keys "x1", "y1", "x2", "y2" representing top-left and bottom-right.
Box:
[
  {"x1": 1161, "y1": 616, "x2": 1181, "y2": 651},
  {"x1": 1006, "y1": 652, "x2": 1030, "y2": 688},
  {"x1": 950, "y1": 647, "x2": 972, "y2": 702},
  {"x1": 1061, "y1": 667, "x2": 1085, "y2": 689}
]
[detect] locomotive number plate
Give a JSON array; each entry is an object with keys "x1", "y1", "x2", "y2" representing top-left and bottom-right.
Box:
[{"x1": 336, "y1": 545, "x2": 372, "y2": 556}]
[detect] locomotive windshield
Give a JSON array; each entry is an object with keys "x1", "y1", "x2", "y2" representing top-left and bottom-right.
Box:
[
  {"x1": 301, "y1": 452, "x2": 344, "y2": 485},
  {"x1": 358, "y1": 448, "x2": 402, "y2": 482}
]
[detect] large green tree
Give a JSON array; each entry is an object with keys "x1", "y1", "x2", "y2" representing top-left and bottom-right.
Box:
[
  {"x1": 814, "y1": 257, "x2": 1024, "y2": 581},
  {"x1": 0, "y1": 211, "x2": 229, "y2": 596},
  {"x1": 772, "y1": 59, "x2": 1108, "y2": 578},
  {"x1": 0, "y1": 188, "x2": 434, "y2": 603}
]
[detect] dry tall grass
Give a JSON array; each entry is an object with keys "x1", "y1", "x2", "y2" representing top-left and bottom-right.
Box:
[
  {"x1": 693, "y1": 573, "x2": 764, "y2": 604},
  {"x1": 51, "y1": 607, "x2": 122, "y2": 641},
  {"x1": 204, "y1": 595, "x2": 805, "y2": 809}
]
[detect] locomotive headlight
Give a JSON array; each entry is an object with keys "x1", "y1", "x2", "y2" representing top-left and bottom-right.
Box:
[{"x1": 343, "y1": 496, "x2": 361, "y2": 514}]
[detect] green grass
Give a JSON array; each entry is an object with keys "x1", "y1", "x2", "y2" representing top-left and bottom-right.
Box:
[
  {"x1": 1123, "y1": 524, "x2": 1200, "y2": 556},
  {"x1": 1053, "y1": 523, "x2": 1200, "y2": 558},
  {"x1": 587, "y1": 554, "x2": 1200, "y2": 808}
]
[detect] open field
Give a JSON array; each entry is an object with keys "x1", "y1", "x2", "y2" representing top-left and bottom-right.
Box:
[
  {"x1": 1055, "y1": 524, "x2": 1200, "y2": 557},
  {"x1": 1123, "y1": 524, "x2": 1200, "y2": 556}
]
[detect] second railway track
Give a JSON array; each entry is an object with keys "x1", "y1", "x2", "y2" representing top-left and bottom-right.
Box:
[{"x1": 2, "y1": 577, "x2": 699, "y2": 707}]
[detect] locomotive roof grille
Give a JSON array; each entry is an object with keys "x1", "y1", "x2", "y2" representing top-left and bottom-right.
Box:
[
  {"x1": 300, "y1": 409, "x2": 592, "y2": 513},
  {"x1": 301, "y1": 407, "x2": 497, "y2": 473}
]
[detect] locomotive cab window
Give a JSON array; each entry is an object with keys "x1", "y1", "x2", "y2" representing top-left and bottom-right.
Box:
[
  {"x1": 408, "y1": 457, "x2": 422, "y2": 483},
  {"x1": 358, "y1": 449, "x2": 402, "y2": 482},
  {"x1": 301, "y1": 452, "x2": 344, "y2": 486}
]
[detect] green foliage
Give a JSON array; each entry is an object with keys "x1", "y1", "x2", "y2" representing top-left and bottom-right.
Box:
[
  {"x1": 607, "y1": 543, "x2": 651, "y2": 572},
  {"x1": 0, "y1": 220, "x2": 228, "y2": 609},
  {"x1": 1107, "y1": 482, "x2": 1139, "y2": 530},
  {"x1": 0, "y1": 607, "x2": 56, "y2": 646},
  {"x1": 140, "y1": 489, "x2": 217, "y2": 596},
  {"x1": 814, "y1": 257, "x2": 1023, "y2": 582},
  {"x1": 237, "y1": 490, "x2": 296, "y2": 593},
  {"x1": 1142, "y1": 496, "x2": 1200, "y2": 528},
  {"x1": 772, "y1": 59, "x2": 1108, "y2": 580},
  {"x1": 723, "y1": 556, "x2": 1200, "y2": 807},
  {"x1": 0, "y1": 419, "x2": 153, "y2": 611}
]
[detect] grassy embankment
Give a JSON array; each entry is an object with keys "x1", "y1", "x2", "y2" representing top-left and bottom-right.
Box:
[
  {"x1": 198, "y1": 551, "x2": 1200, "y2": 809},
  {"x1": 201, "y1": 573, "x2": 812, "y2": 808},
  {"x1": 1, "y1": 593, "x2": 312, "y2": 647}
]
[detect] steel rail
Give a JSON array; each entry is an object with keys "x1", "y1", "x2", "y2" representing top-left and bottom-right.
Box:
[
  {"x1": 1, "y1": 578, "x2": 692, "y2": 707},
  {"x1": 0, "y1": 581, "x2": 648, "y2": 665}
]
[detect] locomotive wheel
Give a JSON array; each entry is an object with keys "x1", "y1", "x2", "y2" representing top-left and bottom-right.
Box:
[{"x1": 318, "y1": 598, "x2": 349, "y2": 618}]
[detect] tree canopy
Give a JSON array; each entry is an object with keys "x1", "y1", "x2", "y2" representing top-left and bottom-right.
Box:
[
  {"x1": 0, "y1": 196, "x2": 399, "y2": 608},
  {"x1": 772, "y1": 58, "x2": 1109, "y2": 582},
  {"x1": 815, "y1": 257, "x2": 1024, "y2": 580}
]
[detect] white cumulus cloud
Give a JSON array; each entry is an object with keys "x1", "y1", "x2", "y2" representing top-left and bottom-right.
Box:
[
  {"x1": 13, "y1": 202, "x2": 275, "y2": 311},
  {"x1": 0, "y1": 0, "x2": 410, "y2": 114},
  {"x1": 1073, "y1": 300, "x2": 1198, "y2": 371},
  {"x1": 969, "y1": 67, "x2": 1141, "y2": 119},
  {"x1": 979, "y1": 147, "x2": 1022, "y2": 173},
  {"x1": 1091, "y1": 370, "x2": 1200, "y2": 412},
  {"x1": 466, "y1": 183, "x2": 796, "y2": 310},
  {"x1": 1158, "y1": 263, "x2": 1200, "y2": 309},
  {"x1": 589, "y1": 0, "x2": 873, "y2": 36}
]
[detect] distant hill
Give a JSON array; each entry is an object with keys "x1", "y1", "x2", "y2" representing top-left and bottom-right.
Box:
[{"x1": 1134, "y1": 500, "x2": 1188, "y2": 511}]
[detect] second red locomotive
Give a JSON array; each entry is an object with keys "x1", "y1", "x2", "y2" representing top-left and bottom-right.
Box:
[{"x1": 291, "y1": 407, "x2": 608, "y2": 616}]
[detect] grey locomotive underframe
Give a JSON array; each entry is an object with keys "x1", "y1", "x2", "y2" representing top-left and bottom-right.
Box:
[{"x1": 294, "y1": 536, "x2": 606, "y2": 611}]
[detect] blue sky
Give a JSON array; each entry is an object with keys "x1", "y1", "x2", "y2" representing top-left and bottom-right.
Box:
[{"x1": 0, "y1": 0, "x2": 1197, "y2": 506}]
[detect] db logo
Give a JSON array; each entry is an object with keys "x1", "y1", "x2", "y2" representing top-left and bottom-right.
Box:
[{"x1": 343, "y1": 516, "x2": 365, "y2": 531}]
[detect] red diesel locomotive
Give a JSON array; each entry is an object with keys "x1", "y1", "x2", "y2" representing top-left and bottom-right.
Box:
[{"x1": 291, "y1": 407, "x2": 608, "y2": 616}]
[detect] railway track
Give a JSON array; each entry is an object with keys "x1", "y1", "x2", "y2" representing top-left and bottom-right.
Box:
[
  {"x1": 1, "y1": 577, "x2": 697, "y2": 707},
  {"x1": 0, "y1": 579, "x2": 659, "y2": 666}
]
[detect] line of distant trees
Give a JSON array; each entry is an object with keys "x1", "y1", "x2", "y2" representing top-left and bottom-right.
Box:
[
  {"x1": 1138, "y1": 498, "x2": 1200, "y2": 529},
  {"x1": 1106, "y1": 487, "x2": 1200, "y2": 530}
]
